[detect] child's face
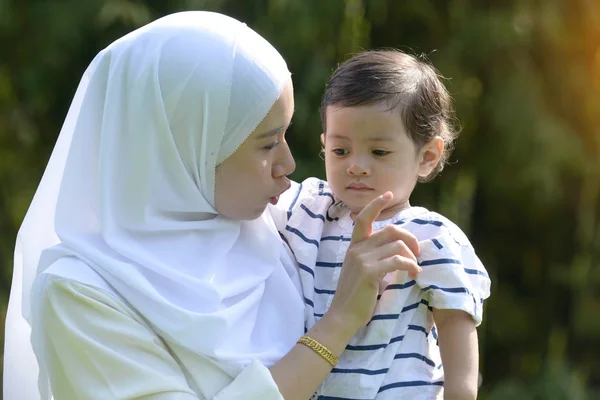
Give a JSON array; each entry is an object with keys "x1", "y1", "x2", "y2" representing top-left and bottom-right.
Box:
[{"x1": 322, "y1": 104, "x2": 440, "y2": 219}]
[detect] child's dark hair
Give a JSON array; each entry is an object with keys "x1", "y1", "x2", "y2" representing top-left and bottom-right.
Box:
[{"x1": 320, "y1": 50, "x2": 458, "y2": 182}]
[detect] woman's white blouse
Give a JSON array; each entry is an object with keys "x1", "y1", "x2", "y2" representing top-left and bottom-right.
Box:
[{"x1": 31, "y1": 260, "x2": 285, "y2": 400}]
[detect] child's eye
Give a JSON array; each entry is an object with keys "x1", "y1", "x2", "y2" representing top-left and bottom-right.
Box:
[
  {"x1": 264, "y1": 141, "x2": 280, "y2": 150},
  {"x1": 332, "y1": 148, "x2": 348, "y2": 156},
  {"x1": 372, "y1": 149, "x2": 390, "y2": 157}
]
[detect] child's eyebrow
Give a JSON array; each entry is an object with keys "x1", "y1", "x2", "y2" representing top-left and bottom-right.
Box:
[
  {"x1": 328, "y1": 134, "x2": 396, "y2": 142},
  {"x1": 367, "y1": 137, "x2": 396, "y2": 142},
  {"x1": 327, "y1": 134, "x2": 350, "y2": 140}
]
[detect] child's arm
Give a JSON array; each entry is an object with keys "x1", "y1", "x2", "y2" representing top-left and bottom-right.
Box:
[
  {"x1": 433, "y1": 308, "x2": 479, "y2": 400},
  {"x1": 413, "y1": 218, "x2": 490, "y2": 399}
]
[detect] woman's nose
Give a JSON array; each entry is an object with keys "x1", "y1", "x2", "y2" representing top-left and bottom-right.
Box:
[{"x1": 273, "y1": 141, "x2": 296, "y2": 177}]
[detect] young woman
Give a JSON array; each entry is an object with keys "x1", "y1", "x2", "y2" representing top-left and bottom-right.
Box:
[{"x1": 4, "y1": 12, "x2": 421, "y2": 400}]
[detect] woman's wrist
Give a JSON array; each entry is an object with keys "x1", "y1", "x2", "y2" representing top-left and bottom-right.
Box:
[
  {"x1": 268, "y1": 310, "x2": 359, "y2": 400},
  {"x1": 310, "y1": 311, "x2": 360, "y2": 356}
]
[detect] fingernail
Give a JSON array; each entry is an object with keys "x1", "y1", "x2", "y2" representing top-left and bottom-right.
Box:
[{"x1": 381, "y1": 192, "x2": 392, "y2": 200}]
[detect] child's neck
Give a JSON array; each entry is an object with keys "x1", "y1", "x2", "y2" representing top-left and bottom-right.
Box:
[{"x1": 350, "y1": 200, "x2": 411, "y2": 222}]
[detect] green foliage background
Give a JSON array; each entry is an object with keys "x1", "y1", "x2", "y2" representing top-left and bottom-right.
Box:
[{"x1": 1, "y1": 0, "x2": 599, "y2": 398}]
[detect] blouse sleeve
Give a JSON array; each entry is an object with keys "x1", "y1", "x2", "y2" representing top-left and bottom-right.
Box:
[
  {"x1": 415, "y1": 230, "x2": 491, "y2": 326},
  {"x1": 213, "y1": 360, "x2": 283, "y2": 400},
  {"x1": 32, "y1": 275, "x2": 284, "y2": 399}
]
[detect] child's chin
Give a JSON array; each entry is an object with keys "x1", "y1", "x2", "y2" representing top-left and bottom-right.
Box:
[
  {"x1": 345, "y1": 195, "x2": 376, "y2": 209},
  {"x1": 345, "y1": 201, "x2": 368, "y2": 216}
]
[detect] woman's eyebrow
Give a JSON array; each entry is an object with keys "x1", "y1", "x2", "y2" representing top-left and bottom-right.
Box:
[{"x1": 256, "y1": 126, "x2": 284, "y2": 139}]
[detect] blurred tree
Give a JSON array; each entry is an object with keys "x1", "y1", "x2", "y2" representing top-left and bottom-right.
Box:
[{"x1": 1, "y1": 0, "x2": 598, "y2": 397}]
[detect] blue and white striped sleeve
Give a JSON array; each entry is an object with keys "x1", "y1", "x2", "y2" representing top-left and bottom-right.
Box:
[
  {"x1": 415, "y1": 231, "x2": 491, "y2": 326},
  {"x1": 267, "y1": 179, "x2": 303, "y2": 233},
  {"x1": 267, "y1": 178, "x2": 331, "y2": 234}
]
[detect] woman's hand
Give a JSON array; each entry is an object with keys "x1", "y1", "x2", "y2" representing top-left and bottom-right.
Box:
[
  {"x1": 327, "y1": 192, "x2": 422, "y2": 331},
  {"x1": 270, "y1": 192, "x2": 422, "y2": 399}
]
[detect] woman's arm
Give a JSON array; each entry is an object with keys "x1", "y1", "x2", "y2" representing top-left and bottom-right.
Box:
[
  {"x1": 33, "y1": 276, "x2": 201, "y2": 400},
  {"x1": 35, "y1": 193, "x2": 420, "y2": 400},
  {"x1": 37, "y1": 273, "x2": 299, "y2": 400},
  {"x1": 270, "y1": 192, "x2": 422, "y2": 399},
  {"x1": 269, "y1": 312, "x2": 356, "y2": 399},
  {"x1": 433, "y1": 309, "x2": 479, "y2": 400}
]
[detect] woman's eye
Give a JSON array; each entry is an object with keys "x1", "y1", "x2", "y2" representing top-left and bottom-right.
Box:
[
  {"x1": 264, "y1": 141, "x2": 280, "y2": 150},
  {"x1": 332, "y1": 148, "x2": 348, "y2": 156},
  {"x1": 372, "y1": 149, "x2": 390, "y2": 156}
]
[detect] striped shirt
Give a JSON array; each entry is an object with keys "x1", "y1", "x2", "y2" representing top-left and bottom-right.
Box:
[{"x1": 270, "y1": 178, "x2": 491, "y2": 399}]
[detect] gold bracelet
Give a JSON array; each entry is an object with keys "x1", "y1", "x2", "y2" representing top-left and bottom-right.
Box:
[{"x1": 297, "y1": 335, "x2": 339, "y2": 367}]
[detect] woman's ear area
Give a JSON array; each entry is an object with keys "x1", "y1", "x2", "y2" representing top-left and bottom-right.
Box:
[{"x1": 418, "y1": 136, "x2": 444, "y2": 178}]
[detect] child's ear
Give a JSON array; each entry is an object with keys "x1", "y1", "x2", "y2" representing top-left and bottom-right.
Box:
[
  {"x1": 319, "y1": 134, "x2": 326, "y2": 160},
  {"x1": 418, "y1": 137, "x2": 444, "y2": 178}
]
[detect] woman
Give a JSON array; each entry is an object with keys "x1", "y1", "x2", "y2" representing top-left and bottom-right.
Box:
[{"x1": 4, "y1": 11, "x2": 421, "y2": 399}]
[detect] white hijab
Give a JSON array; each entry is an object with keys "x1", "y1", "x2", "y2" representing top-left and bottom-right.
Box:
[{"x1": 4, "y1": 11, "x2": 304, "y2": 399}]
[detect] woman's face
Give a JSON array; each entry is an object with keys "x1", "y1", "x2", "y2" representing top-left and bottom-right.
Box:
[{"x1": 215, "y1": 80, "x2": 295, "y2": 220}]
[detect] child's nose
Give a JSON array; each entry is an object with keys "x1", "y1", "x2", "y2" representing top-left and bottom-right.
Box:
[{"x1": 346, "y1": 162, "x2": 370, "y2": 176}]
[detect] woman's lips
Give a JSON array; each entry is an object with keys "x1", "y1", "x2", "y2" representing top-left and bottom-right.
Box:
[{"x1": 270, "y1": 181, "x2": 292, "y2": 205}]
